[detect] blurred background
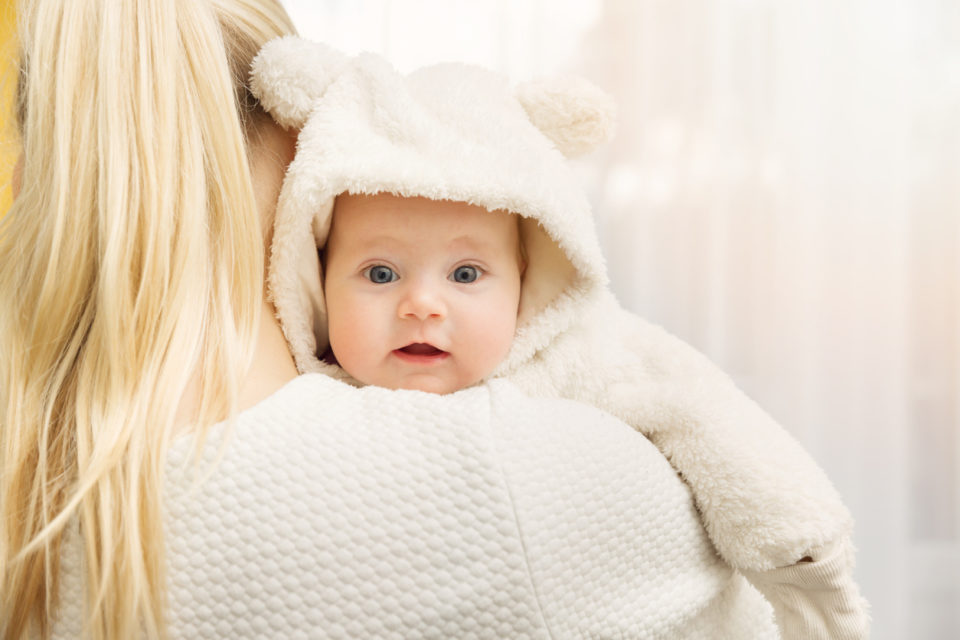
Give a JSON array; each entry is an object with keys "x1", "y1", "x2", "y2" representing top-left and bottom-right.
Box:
[{"x1": 1, "y1": 1, "x2": 957, "y2": 637}]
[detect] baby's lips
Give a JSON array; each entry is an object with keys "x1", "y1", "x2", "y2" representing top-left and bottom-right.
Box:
[
  {"x1": 398, "y1": 342, "x2": 447, "y2": 356},
  {"x1": 392, "y1": 342, "x2": 451, "y2": 365}
]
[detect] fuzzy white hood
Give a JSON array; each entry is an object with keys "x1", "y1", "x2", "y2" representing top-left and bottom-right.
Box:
[{"x1": 251, "y1": 36, "x2": 614, "y2": 378}]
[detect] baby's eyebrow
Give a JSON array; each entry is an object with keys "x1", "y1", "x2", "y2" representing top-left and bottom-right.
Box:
[
  {"x1": 340, "y1": 233, "x2": 510, "y2": 256},
  {"x1": 350, "y1": 234, "x2": 405, "y2": 250},
  {"x1": 446, "y1": 235, "x2": 502, "y2": 252}
]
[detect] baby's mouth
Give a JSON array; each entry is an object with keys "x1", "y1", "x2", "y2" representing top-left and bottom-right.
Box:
[
  {"x1": 393, "y1": 343, "x2": 449, "y2": 363},
  {"x1": 400, "y1": 343, "x2": 444, "y2": 356}
]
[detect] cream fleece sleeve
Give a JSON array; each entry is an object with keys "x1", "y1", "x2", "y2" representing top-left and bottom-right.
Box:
[
  {"x1": 508, "y1": 291, "x2": 855, "y2": 570},
  {"x1": 505, "y1": 290, "x2": 870, "y2": 636}
]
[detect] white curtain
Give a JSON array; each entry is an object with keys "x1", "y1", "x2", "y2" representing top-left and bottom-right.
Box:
[{"x1": 284, "y1": 1, "x2": 960, "y2": 637}]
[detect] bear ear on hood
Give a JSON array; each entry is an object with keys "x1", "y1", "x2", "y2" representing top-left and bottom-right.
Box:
[
  {"x1": 516, "y1": 75, "x2": 616, "y2": 158},
  {"x1": 250, "y1": 36, "x2": 349, "y2": 130}
]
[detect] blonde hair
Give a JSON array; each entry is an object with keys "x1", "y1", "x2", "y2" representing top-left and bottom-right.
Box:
[{"x1": 0, "y1": 1, "x2": 295, "y2": 638}]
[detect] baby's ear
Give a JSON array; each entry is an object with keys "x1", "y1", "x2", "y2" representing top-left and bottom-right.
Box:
[
  {"x1": 516, "y1": 76, "x2": 616, "y2": 157},
  {"x1": 250, "y1": 36, "x2": 349, "y2": 129}
]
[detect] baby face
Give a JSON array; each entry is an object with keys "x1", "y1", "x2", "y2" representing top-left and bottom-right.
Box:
[{"x1": 324, "y1": 193, "x2": 523, "y2": 394}]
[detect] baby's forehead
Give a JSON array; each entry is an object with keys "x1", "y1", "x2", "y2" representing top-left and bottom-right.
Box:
[{"x1": 329, "y1": 192, "x2": 520, "y2": 248}]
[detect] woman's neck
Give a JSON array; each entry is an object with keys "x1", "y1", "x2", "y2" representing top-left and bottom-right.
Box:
[
  {"x1": 241, "y1": 298, "x2": 300, "y2": 406},
  {"x1": 176, "y1": 117, "x2": 300, "y2": 429}
]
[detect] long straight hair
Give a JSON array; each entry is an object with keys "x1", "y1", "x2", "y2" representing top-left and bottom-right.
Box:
[{"x1": 0, "y1": 1, "x2": 295, "y2": 638}]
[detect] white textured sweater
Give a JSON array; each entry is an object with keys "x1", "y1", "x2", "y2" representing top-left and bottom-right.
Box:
[{"x1": 53, "y1": 375, "x2": 779, "y2": 639}]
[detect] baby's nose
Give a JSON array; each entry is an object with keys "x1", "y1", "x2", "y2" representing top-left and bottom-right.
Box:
[{"x1": 397, "y1": 283, "x2": 447, "y2": 321}]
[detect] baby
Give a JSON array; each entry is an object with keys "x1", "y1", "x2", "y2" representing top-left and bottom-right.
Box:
[
  {"x1": 323, "y1": 193, "x2": 523, "y2": 395},
  {"x1": 252, "y1": 37, "x2": 869, "y2": 639}
]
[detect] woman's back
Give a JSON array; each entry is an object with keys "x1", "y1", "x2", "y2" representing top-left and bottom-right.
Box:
[{"x1": 52, "y1": 376, "x2": 776, "y2": 639}]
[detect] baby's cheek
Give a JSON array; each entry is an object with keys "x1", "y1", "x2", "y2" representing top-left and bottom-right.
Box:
[
  {"x1": 329, "y1": 331, "x2": 375, "y2": 385},
  {"x1": 327, "y1": 301, "x2": 373, "y2": 379},
  {"x1": 477, "y1": 303, "x2": 518, "y2": 369}
]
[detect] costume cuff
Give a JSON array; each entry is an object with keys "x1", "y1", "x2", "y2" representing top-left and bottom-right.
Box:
[{"x1": 740, "y1": 540, "x2": 871, "y2": 640}]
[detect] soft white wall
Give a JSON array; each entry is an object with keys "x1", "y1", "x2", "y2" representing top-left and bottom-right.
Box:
[{"x1": 282, "y1": 1, "x2": 960, "y2": 637}]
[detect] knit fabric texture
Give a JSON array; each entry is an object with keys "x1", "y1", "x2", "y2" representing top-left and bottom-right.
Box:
[{"x1": 51, "y1": 375, "x2": 778, "y2": 639}]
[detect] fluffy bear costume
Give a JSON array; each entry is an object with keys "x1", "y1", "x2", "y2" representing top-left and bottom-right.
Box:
[{"x1": 250, "y1": 36, "x2": 870, "y2": 638}]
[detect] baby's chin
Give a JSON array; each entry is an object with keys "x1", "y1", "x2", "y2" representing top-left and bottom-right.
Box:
[
  {"x1": 338, "y1": 357, "x2": 492, "y2": 395},
  {"x1": 370, "y1": 372, "x2": 487, "y2": 396},
  {"x1": 394, "y1": 376, "x2": 472, "y2": 395}
]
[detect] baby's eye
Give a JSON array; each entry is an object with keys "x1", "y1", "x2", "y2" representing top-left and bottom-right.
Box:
[
  {"x1": 364, "y1": 265, "x2": 398, "y2": 284},
  {"x1": 450, "y1": 265, "x2": 480, "y2": 283}
]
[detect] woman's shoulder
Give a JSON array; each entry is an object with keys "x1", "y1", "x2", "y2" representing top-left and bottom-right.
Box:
[{"x1": 225, "y1": 374, "x2": 675, "y2": 468}]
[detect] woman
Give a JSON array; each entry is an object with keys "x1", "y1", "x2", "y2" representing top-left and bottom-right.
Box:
[{"x1": 0, "y1": 2, "x2": 861, "y2": 639}]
